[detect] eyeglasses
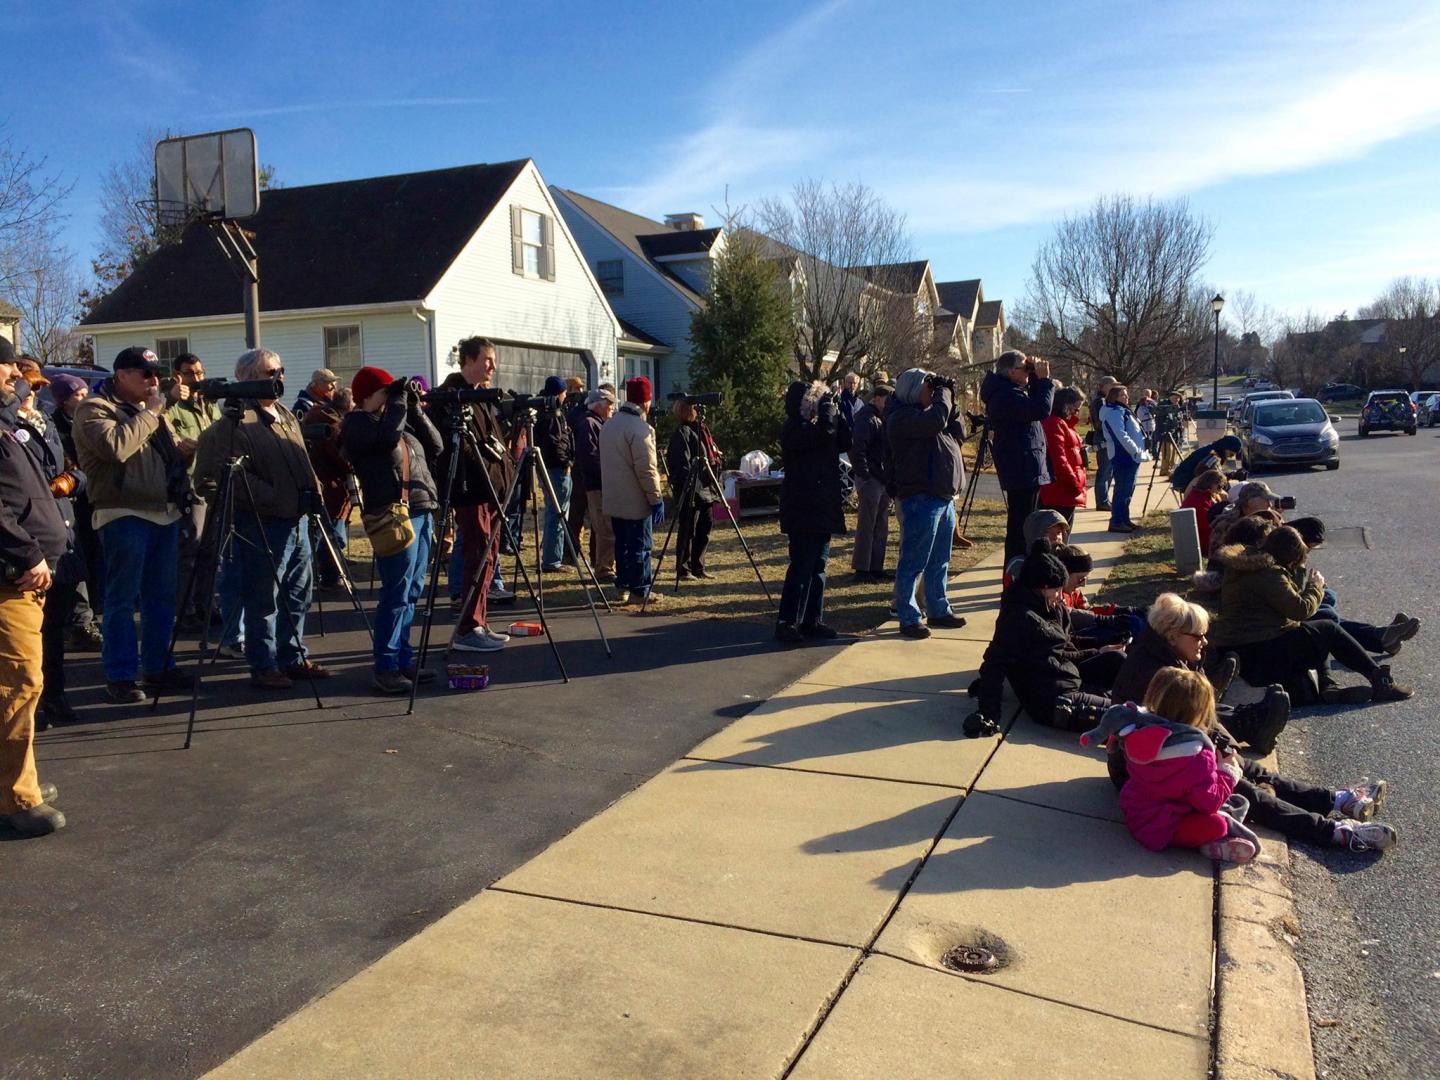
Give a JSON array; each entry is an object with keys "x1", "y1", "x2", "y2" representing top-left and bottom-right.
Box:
[
  {"x1": 1179, "y1": 631, "x2": 1207, "y2": 641},
  {"x1": 265, "y1": 367, "x2": 285, "y2": 377}
]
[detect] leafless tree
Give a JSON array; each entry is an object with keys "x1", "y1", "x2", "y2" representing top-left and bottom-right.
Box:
[
  {"x1": 1271, "y1": 311, "x2": 1342, "y2": 395},
  {"x1": 1359, "y1": 276, "x2": 1439, "y2": 388},
  {"x1": 757, "y1": 180, "x2": 921, "y2": 382},
  {"x1": 0, "y1": 127, "x2": 73, "y2": 294},
  {"x1": 1025, "y1": 194, "x2": 1214, "y2": 391}
]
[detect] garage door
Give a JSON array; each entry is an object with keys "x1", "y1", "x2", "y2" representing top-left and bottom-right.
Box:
[{"x1": 495, "y1": 345, "x2": 592, "y2": 395}]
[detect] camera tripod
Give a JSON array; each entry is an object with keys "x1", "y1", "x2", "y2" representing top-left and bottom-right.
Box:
[
  {"x1": 956, "y1": 415, "x2": 998, "y2": 539},
  {"x1": 1140, "y1": 427, "x2": 1185, "y2": 515},
  {"x1": 646, "y1": 421, "x2": 774, "y2": 614}
]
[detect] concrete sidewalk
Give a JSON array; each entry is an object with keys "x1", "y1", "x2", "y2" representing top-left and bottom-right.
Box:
[{"x1": 206, "y1": 502, "x2": 1220, "y2": 1079}]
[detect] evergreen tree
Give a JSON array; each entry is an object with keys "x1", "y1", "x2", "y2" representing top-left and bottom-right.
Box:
[{"x1": 687, "y1": 231, "x2": 792, "y2": 465}]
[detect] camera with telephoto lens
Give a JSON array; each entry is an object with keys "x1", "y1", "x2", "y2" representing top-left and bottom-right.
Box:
[
  {"x1": 192, "y1": 376, "x2": 285, "y2": 401},
  {"x1": 667, "y1": 391, "x2": 724, "y2": 407},
  {"x1": 421, "y1": 385, "x2": 506, "y2": 407}
]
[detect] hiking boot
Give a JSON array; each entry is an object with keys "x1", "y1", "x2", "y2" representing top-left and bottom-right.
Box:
[
  {"x1": 0, "y1": 803, "x2": 66, "y2": 838},
  {"x1": 1380, "y1": 614, "x2": 1421, "y2": 657},
  {"x1": 1333, "y1": 820, "x2": 1398, "y2": 853},
  {"x1": 1235, "y1": 685, "x2": 1290, "y2": 755},
  {"x1": 371, "y1": 670, "x2": 413, "y2": 696},
  {"x1": 1336, "y1": 778, "x2": 1387, "y2": 822},
  {"x1": 65, "y1": 623, "x2": 104, "y2": 651},
  {"x1": 800, "y1": 622, "x2": 838, "y2": 639},
  {"x1": 143, "y1": 668, "x2": 195, "y2": 691},
  {"x1": 775, "y1": 622, "x2": 803, "y2": 643},
  {"x1": 1320, "y1": 684, "x2": 1372, "y2": 705},
  {"x1": 927, "y1": 613, "x2": 968, "y2": 630},
  {"x1": 1210, "y1": 652, "x2": 1241, "y2": 699},
  {"x1": 1370, "y1": 665, "x2": 1413, "y2": 703},
  {"x1": 105, "y1": 681, "x2": 146, "y2": 704},
  {"x1": 284, "y1": 660, "x2": 333, "y2": 680},
  {"x1": 250, "y1": 669, "x2": 293, "y2": 690},
  {"x1": 900, "y1": 623, "x2": 931, "y2": 640}
]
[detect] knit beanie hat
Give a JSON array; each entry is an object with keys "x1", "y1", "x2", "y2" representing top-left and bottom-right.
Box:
[
  {"x1": 1018, "y1": 541, "x2": 1067, "y2": 590},
  {"x1": 543, "y1": 375, "x2": 566, "y2": 396},
  {"x1": 48, "y1": 373, "x2": 87, "y2": 405},
  {"x1": 1055, "y1": 545, "x2": 1093, "y2": 575},
  {"x1": 351, "y1": 365, "x2": 395, "y2": 403},
  {"x1": 625, "y1": 376, "x2": 652, "y2": 404}
]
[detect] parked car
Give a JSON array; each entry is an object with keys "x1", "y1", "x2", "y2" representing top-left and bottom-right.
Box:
[
  {"x1": 1241, "y1": 398, "x2": 1341, "y2": 472},
  {"x1": 1229, "y1": 389, "x2": 1294, "y2": 425},
  {"x1": 1417, "y1": 392, "x2": 1440, "y2": 427},
  {"x1": 1358, "y1": 390, "x2": 1417, "y2": 436},
  {"x1": 1253, "y1": 378, "x2": 1273, "y2": 390}
]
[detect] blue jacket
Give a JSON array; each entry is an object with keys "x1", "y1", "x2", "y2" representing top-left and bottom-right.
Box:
[
  {"x1": 980, "y1": 371, "x2": 1054, "y2": 491},
  {"x1": 1100, "y1": 403, "x2": 1147, "y2": 465}
]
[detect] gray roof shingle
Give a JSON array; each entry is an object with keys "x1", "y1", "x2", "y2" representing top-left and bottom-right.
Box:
[{"x1": 935, "y1": 279, "x2": 981, "y2": 320}]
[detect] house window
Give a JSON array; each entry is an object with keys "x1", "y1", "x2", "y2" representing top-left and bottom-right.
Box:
[
  {"x1": 596, "y1": 259, "x2": 624, "y2": 296},
  {"x1": 155, "y1": 337, "x2": 189, "y2": 363},
  {"x1": 621, "y1": 354, "x2": 654, "y2": 387},
  {"x1": 323, "y1": 324, "x2": 363, "y2": 381},
  {"x1": 510, "y1": 206, "x2": 556, "y2": 281}
]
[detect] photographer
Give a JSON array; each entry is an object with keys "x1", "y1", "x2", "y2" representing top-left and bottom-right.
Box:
[
  {"x1": 536, "y1": 375, "x2": 575, "y2": 572},
  {"x1": 431, "y1": 336, "x2": 515, "y2": 652},
  {"x1": 343, "y1": 368, "x2": 443, "y2": 695},
  {"x1": 1170, "y1": 433, "x2": 1242, "y2": 496},
  {"x1": 300, "y1": 384, "x2": 355, "y2": 591},
  {"x1": 776, "y1": 381, "x2": 847, "y2": 641},
  {"x1": 601, "y1": 377, "x2": 664, "y2": 605},
  {"x1": 665, "y1": 397, "x2": 723, "y2": 580},
  {"x1": 848, "y1": 380, "x2": 893, "y2": 583},
  {"x1": 163, "y1": 353, "x2": 219, "y2": 630},
  {"x1": 1087, "y1": 375, "x2": 1117, "y2": 510},
  {"x1": 571, "y1": 388, "x2": 616, "y2": 581},
  {"x1": 0, "y1": 339, "x2": 68, "y2": 837},
  {"x1": 980, "y1": 350, "x2": 1055, "y2": 560},
  {"x1": 194, "y1": 349, "x2": 330, "y2": 689},
  {"x1": 885, "y1": 369, "x2": 968, "y2": 638},
  {"x1": 73, "y1": 347, "x2": 192, "y2": 703}
]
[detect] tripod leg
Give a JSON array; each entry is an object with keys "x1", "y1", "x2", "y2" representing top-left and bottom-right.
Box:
[
  {"x1": 704, "y1": 457, "x2": 775, "y2": 607},
  {"x1": 531, "y1": 449, "x2": 613, "y2": 656},
  {"x1": 643, "y1": 464, "x2": 695, "y2": 614},
  {"x1": 408, "y1": 424, "x2": 466, "y2": 715},
  {"x1": 181, "y1": 461, "x2": 237, "y2": 746},
  {"x1": 310, "y1": 512, "x2": 374, "y2": 643}
]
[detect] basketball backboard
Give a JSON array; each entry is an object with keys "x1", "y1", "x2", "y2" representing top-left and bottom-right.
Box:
[{"x1": 154, "y1": 128, "x2": 259, "y2": 227}]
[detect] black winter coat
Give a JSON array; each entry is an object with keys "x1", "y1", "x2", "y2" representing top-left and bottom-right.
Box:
[
  {"x1": 883, "y1": 386, "x2": 966, "y2": 499},
  {"x1": 534, "y1": 394, "x2": 574, "y2": 470},
  {"x1": 430, "y1": 373, "x2": 514, "y2": 510},
  {"x1": 0, "y1": 396, "x2": 67, "y2": 580},
  {"x1": 341, "y1": 398, "x2": 444, "y2": 515},
  {"x1": 1110, "y1": 624, "x2": 1198, "y2": 704},
  {"x1": 981, "y1": 371, "x2": 1054, "y2": 491},
  {"x1": 976, "y1": 587, "x2": 1103, "y2": 723},
  {"x1": 779, "y1": 382, "x2": 848, "y2": 537},
  {"x1": 849, "y1": 402, "x2": 886, "y2": 483},
  {"x1": 666, "y1": 422, "x2": 721, "y2": 504}
]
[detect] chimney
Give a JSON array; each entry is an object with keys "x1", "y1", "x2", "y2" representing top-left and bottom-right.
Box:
[{"x1": 664, "y1": 212, "x2": 704, "y2": 232}]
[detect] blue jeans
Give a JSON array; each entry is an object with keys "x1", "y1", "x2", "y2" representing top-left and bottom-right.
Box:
[
  {"x1": 778, "y1": 533, "x2": 830, "y2": 626},
  {"x1": 218, "y1": 549, "x2": 245, "y2": 648},
  {"x1": 895, "y1": 495, "x2": 956, "y2": 627},
  {"x1": 99, "y1": 516, "x2": 180, "y2": 681},
  {"x1": 1109, "y1": 453, "x2": 1139, "y2": 527},
  {"x1": 1094, "y1": 442, "x2": 1112, "y2": 506},
  {"x1": 236, "y1": 512, "x2": 312, "y2": 673},
  {"x1": 373, "y1": 511, "x2": 433, "y2": 673},
  {"x1": 611, "y1": 515, "x2": 654, "y2": 595},
  {"x1": 542, "y1": 467, "x2": 572, "y2": 568}
]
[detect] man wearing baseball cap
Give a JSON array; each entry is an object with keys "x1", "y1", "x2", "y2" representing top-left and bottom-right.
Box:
[{"x1": 73, "y1": 347, "x2": 193, "y2": 704}]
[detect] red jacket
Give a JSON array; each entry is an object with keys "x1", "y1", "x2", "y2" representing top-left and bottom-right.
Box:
[
  {"x1": 1039, "y1": 414, "x2": 1086, "y2": 508},
  {"x1": 1180, "y1": 490, "x2": 1221, "y2": 552}
]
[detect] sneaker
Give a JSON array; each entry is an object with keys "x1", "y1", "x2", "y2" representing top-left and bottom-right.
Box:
[
  {"x1": 142, "y1": 668, "x2": 195, "y2": 691},
  {"x1": 250, "y1": 669, "x2": 293, "y2": 690},
  {"x1": 488, "y1": 584, "x2": 516, "y2": 602},
  {"x1": 690, "y1": 567, "x2": 713, "y2": 580},
  {"x1": 105, "y1": 680, "x2": 146, "y2": 704},
  {"x1": 1381, "y1": 613, "x2": 1421, "y2": 657},
  {"x1": 283, "y1": 660, "x2": 333, "y2": 680},
  {"x1": 800, "y1": 622, "x2": 838, "y2": 639},
  {"x1": 371, "y1": 670, "x2": 413, "y2": 696},
  {"x1": 634, "y1": 591, "x2": 664, "y2": 605},
  {"x1": 218, "y1": 642, "x2": 247, "y2": 660},
  {"x1": 900, "y1": 623, "x2": 931, "y2": 640},
  {"x1": 927, "y1": 613, "x2": 968, "y2": 630},
  {"x1": 1336, "y1": 778, "x2": 1387, "y2": 821},
  {"x1": 542, "y1": 563, "x2": 564, "y2": 573},
  {"x1": 1211, "y1": 653, "x2": 1241, "y2": 699},
  {"x1": 1320, "y1": 684, "x2": 1372, "y2": 705},
  {"x1": 1106, "y1": 523, "x2": 1137, "y2": 534},
  {"x1": 453, "y1": 629, "x2": 505, "y2": 652},
  {"x1": 0, "y1": 804, "x2": 66, "y2": 837},
  {"x1": 775, "y1": 622, "x2": 803, "y2": 643},
  {"x1": 1334, "y1": 821, "x2": 1398, "y2": 853},
  {"x1": 1199, "y1": 837, "x2": 1258, "y2": 864},
  {"x1": 481, "y1": 626, "x2": 511, "y2": 644},
  {"x1": 1370, "y1": 665, "x2": 1413, "y2": 703}
]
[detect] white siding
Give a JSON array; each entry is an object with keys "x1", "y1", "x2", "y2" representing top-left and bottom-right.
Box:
[
  {"x1": 427, "y1": 162, "x2": 618, "y2": 389},
  {"x1": 91, "y1": 308, "x2": 429, "y2": 401},
  {"x1": 552, "y1": 189, "x2": 702, "y2": 396}
]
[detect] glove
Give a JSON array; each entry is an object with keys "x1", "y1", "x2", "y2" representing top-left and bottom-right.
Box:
[
  {"x1": 650, "y1": 502, "x2": 665, "y2": 527},
  {"x1": 963, "y1": 711, "x2": 999, "y2": 739}
]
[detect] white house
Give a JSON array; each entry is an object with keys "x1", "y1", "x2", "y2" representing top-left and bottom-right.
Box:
[{"x1": 82, "y1": 160, "x2": 620, "y2": 397}]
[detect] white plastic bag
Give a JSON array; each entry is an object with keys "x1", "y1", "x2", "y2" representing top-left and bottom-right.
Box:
[{"x1": 740, "y1": 450, "x2": 773, "y2": 479}]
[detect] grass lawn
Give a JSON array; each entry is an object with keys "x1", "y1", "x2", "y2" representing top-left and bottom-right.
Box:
[
  {"x1": 345, "y1": 500, "x2": 1008, "y2": 636},
  {"x1": 1094, "y1": 508, "x2": 1194, "y2": 609}
]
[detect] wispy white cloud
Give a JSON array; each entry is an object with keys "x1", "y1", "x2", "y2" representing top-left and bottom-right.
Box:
[{"x1": 208, "y1": 98, "x2": 498, "y2": 121}]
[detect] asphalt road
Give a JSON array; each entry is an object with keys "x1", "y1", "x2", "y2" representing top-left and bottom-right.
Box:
[
  {"x1": 0, "y1": 598, "x2": 838, "y2": 1079},
  {"x1": 1253, "y1": 426, "x2": 1440, "y2": 1079}
]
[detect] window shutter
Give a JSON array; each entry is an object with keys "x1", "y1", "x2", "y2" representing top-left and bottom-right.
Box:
[
  {"x1": 510, "y1": 205, "x2": 524, "y2": 276},
  {"x1": 541, "y1": 214, "x2": 556, "y2": 281}
]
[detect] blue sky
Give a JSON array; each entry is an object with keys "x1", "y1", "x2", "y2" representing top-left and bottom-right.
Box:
[{"x1": 7, "y1": 0, "x2": 1439, "y2": 327}]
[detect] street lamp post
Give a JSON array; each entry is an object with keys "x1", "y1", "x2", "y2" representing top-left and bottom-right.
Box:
[{"x1": 1210, "y1": 294, "x2": 1225, "y2": 408}]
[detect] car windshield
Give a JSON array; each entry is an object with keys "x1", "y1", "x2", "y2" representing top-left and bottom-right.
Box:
[{"x1": 1255, "y1": 401, "x2": 1325, "y2": 426}]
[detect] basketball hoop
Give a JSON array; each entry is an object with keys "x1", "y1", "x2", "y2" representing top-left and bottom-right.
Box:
[{"x1": 136, "y1": 197, "x2": 216, "y2": 233}]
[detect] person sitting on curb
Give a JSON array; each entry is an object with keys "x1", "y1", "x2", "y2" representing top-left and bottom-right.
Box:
[
  {"x1": 1110, "y1": 592, "x2": 1289, "y2": 754},
  {"x1": 1084, "y1": 669, "x2": 1396, "y2": 858},
  {"x1": 775, "y1": 381, "x2": 846, "y2": 642},
  {"x1": 965, "y1": 543, "x2": 1125, "y2": 737},
  {"x1": 1053, "y1": 544, "x2": 1139, "y2": 646},
  {"x1": 1000, "y1": 508, "x2": 1070, "y2": 589},
  {"x1": 1169, "y1": 433, "x2": 1243, "y2": 495},
  {"x1": 1287, "y1": 516, "x2": 1420, "y2": 657},
  {"x1": 1208, "y1": 525, "x2": 1412, "y2": 707},
  {"x1": 1178, "y1": 468, "x2": 1228, "y2": 555}
]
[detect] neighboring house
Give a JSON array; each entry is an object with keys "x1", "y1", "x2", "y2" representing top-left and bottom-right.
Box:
[
  {"x1": 82, "y1": 160, "x2": 619, "y2": 395},
  {"x1": 934, "y1": 278, "x2": 982, "y2": 367},
  {"x1": 0, "y1": 298, "x2": 19, "y2": 350},
  {"x1": 973, "y1": 299, "x2": 1007, "y2": 368},
  {"x1": 552, "y1": 188, "x2": 728, "y2": 394}
]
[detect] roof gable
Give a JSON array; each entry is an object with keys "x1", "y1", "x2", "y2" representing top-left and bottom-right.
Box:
[
  {"x1": 846, "y1": 260, "x2": 930, "y2": 295},
  {"x1": 976, "y1": 299, "x2": 1004, "y2": 328},
  {"x1": 935, "y1": 279, "x2": 982, "y2": 320},
  {"x1": 83, "y1": 160, "x2": 530, "y2": 326},
  {"x1": 551, "y1": 188, "x2": 709, "y2": 305}
]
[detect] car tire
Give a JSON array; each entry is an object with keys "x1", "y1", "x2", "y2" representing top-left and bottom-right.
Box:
[
  {"x1": 1358, "y1": 425, "x2": 1368, "y2": 437},
  {"x1": 1325, "y1": 461, "x2": 1340, "y2": 471},
  {"x1": 1406, "y1": 427, "x2": 1417, "y2": 436}
]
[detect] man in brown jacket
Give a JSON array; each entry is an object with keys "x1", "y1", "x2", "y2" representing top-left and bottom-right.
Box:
[
  {"x1": 195, "y1": 348, "x2": 330, "y2": 689},
  {"x1": 600, "y1": 377, "x2": 664, "y2": 604},
  {"x1": 73, "y1": 346, "x2": 193, "y2": 703}
]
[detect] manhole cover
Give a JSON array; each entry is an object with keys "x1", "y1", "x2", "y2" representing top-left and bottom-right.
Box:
[{"x1": 941, "y1": 945, "x2": 999, "y2": 973}]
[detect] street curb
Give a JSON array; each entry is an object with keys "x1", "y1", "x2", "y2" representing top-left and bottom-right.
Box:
[{"x1": 1211, "y1": 746, "x2": 1316, "y2": 1080}]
